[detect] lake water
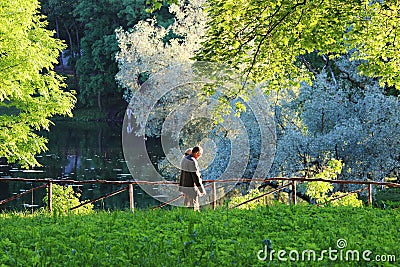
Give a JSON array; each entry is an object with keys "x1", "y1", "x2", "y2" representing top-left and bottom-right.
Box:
[{"x1": 0, "y1": 121, "x2": 160, "y2": 211}]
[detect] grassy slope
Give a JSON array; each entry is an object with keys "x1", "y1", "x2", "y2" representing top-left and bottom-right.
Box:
[{"x1": 0, "y1": 206, "x2": 398, "y2": 266}]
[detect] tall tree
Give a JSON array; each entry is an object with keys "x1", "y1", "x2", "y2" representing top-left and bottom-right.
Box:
[
  {"x1": 116, "y1": 1, "x2": 274, "y2": 191},
  {"x1": 40, "y1": 0, "x2": 83, "y2": 71},
  {"x1": 115, "y1": 0, "x2": 206, "y2": 101},
  {"x1": 73, "y1": 0, "x2": 152, "y2": 110},
  {"x1": 197, "y1": 0, "x2": 400, "y2": 93},
  {"x1": 271, "y1": 56, "x2": 400, "y2": 182},
  {"x1": 0, "y1": 0, "x2": 76, "y2": 167}
]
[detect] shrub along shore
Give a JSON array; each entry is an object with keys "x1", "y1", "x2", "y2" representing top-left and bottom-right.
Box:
[{"x1": 0, "y1": 205, "x2": 398, "y2": 266}]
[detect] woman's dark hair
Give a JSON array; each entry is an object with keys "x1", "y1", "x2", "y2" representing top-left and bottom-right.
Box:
[{"x1": 192, "y1": 146, "x2": 202, "y2": 154}]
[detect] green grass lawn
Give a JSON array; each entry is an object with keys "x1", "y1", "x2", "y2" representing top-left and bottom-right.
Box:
[{"x1": 0, "y1": 205, "x2": 398, "y2": 266}]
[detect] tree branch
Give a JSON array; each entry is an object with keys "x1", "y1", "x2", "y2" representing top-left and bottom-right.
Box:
[
  {"x1": 300, "y1": 55, "x2": 319, "y2": 75},
  {"x1": 336, "y1": 66, "x2": 366, "y2": 89},
  {"x1": 322, "y1": 55, "x2": 338, "y2": 87},
  {"x1": 242, "y1": 0, "x2": 307, "y2": 87}
]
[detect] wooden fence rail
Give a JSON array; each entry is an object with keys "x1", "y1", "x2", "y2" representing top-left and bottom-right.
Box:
[
  {"x1": 0, "y1": 184, "x2": 47, "y2": 206},
  {"x1": 0, "y1": 177, "x2": 399, "y2": 211}
]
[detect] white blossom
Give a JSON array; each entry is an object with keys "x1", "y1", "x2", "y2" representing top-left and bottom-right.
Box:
[{"x1": 271, "y1": 56, "x2": 400, "y2": 182}]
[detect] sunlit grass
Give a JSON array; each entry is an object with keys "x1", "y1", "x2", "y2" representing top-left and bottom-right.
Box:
[{"x1": 0, "y1": 205, "x2": 398, "y2": 266}]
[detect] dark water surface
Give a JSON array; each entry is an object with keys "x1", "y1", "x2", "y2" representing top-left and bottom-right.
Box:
[{"x1": 0, "y1": 121, "x2": 159, "y2": 211}]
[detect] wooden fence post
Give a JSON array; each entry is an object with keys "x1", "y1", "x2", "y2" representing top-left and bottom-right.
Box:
[
  {"x1": 212, "y1": 182, "x2": 217, "y2": 210},
  {"x1": 368, "y1": 183, "x2": 373, "y2": 207},
  {"x1": 291, "y1": 180, "x2": 297, "y2": 205},
  {"x1": 129, "y1": 183, "x2": 134, "y2": 212},
  {"x1": 48, "y1": 181, "x2": 52, "y2": 212}
]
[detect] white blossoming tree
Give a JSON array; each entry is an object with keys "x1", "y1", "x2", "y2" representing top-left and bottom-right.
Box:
[
  {"x1": 271, "y1": 55, "x2": 400, "y2": 184},
  {"x1": 115, "y1": 1, "x2": 273, "y2": 206},
  {"x1": 116, "y1": 1, "x2": 224, "y2": 181},
  {"x1": 115, "y1": 0, "x2": 207, "y2": 102}
]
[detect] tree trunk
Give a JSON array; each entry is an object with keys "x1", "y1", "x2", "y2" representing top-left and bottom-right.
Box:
[
  {"x1": 75, "y1": 23, "x2": 81, "y2": 57},
  {"x1": 98, "y1": 90, "x2": 102, "y2": 112},
  {"x1": 55, "y1": 18, "x2": 64, "y2": 73},
  {"x1": 63, "y1": 23, "x2": 73, "y2": 61},
  {"x1": 98, "y1": 127, "x2": 102, "y2": 155}
]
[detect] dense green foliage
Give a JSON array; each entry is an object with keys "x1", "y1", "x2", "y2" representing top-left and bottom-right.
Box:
[
  {"x1": 376, "y1": 188, "x2": 400, "y2": 209},
  {"x1": 42, "y1": 184, "x2": 93, "y2": 215},
  {"x1": 0, "y1": 206, "x2": 398, "y2": 266},
  {"x1": 0, "y1": 0, "x2": 76, "y2": 167},
  {"x1": 40, "y1": 0, "x2": 82, "y2": 66},
  {"x1": 40, "y1": 0, "x2": 173, "y2": 110},
  {"x1": 198, "y1": 0, "x2": 400, "y2": 92},
  {"x1": 303, "y1": 159, "x2": 362, "y2": 207},
  {"x1": 73, "y1": 0, "x2": 147, "y2": 109}
]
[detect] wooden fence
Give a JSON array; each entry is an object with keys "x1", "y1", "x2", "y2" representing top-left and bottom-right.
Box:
[{"x1": 0, "y1": 177, "x2": 399, "y2": 211}]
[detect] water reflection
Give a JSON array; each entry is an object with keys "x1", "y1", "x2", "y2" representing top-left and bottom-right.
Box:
[{"x1": 0, "y1": 121, "x2": 160, "y2": 211}]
